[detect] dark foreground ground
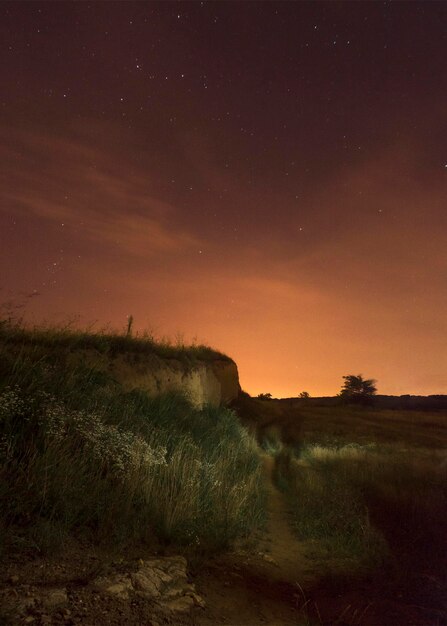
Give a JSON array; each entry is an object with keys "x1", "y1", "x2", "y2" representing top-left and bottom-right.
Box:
[{"x1": 2, "y1": 451, "x2": 446, "y2": 626}]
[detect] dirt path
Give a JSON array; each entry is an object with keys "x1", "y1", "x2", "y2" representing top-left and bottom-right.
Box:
[
  {"x1": 195, "y1": 454, "x2": 314, "y2": 625},
  {"x1": 195, "y1": 455, "x2": 447, "y2": 626}
]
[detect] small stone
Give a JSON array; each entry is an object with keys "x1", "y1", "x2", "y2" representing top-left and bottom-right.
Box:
[
  {"x1": 9, "y1": 574, "x2": 20, "y2": 584},
  {"x1": 163, "y1": 595, "x2": 194, "y2": 613},
  {"x1": 163, "y1": 585, "x2": 184, "y2": 599},
  {"x1": 41, "y1": 588, "x2": 68, "y2": 610},
  {"x1": 23, "y1": 618, "x2": 35, "y2": 624},
  {"x1": 262, "y1": 554, "x2": 278, "y2": 565},
  {"x1": 94, "y1": 575, "x2": 133, "y2": 600},
  {"x1": 189, "y1": 592, "x2": 206, "y2": 608},
  {"x1": 108, "y1": 582, "x2": 130, "y2": 597}
]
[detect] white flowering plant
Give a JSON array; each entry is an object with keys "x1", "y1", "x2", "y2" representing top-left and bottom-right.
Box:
[
  {"x1": 0, "y1": 386, "x2": 167, "y2": 477},
  {"x1": 0, "y1": 362, "x2": 264, "y2": 551}
]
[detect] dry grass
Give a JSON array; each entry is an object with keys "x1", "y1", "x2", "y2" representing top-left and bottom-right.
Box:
[
  {"x1": 274, "y1": 442, "x2": 447, "y2": 577},
  {"x1": 234, "y1": 393, "x2": 447, "y2": 450},
  {"x1": 0, "y1": 316, "x2": 232, "y2": 364}
]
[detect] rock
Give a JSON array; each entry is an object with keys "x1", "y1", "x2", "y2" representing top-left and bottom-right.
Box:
[
  {"x1": 104, "y1": 582, "x2": 130, "y2": 598},
  {"x1": 162, "y1": 595, "x2": 195, "y2": 613},
  {"x1": 130, "y1": 571, "x2": 161, "y2": 598},
  {"x1": 152, "y1": 567, "x2": 172, "y2": 584},
  {"x1": 23, "y1": 617, "x2": 36, "y2": 624},
  {"x1": 92, "y1": 554, "x2": 203, "y2": 614},
  {"x1": 262, "y1": 553, "x2": 278, "y2": 566},
  {"x1": 94, "y1": 575, "x2": 133, "y2": 600},
  {"x1": 188, "y1": 592, "x2": 206, "y2": 608},
  {"x1": 163, "y1": 585, "x2": 184, "y2": 599},
  {"x1": 41, "y1": 588, "x2": 68, "y2": 610},
  {"x1": 9, "y1": 574, "x2": 20, "y2": 584}
]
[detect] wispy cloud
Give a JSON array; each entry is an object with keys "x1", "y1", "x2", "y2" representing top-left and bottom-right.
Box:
[{"x1": 0, "y1": 127, "x2": 200, "y2": 257}]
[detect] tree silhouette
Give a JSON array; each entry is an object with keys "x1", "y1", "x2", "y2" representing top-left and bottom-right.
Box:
[
  {"x1": 257, "y1": 393, "x2": 272, "y2": 400},
  {"x1": 339, "y1": 374, "x2": 377, "y2": 405}
]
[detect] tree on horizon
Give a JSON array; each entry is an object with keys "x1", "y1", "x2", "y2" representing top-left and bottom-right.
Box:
[
  {"x1": 257, "y1": 392, "x2": 272, "y2": 400},
  {"x1": 339, "y1": 374, "x2": 377, "y2": 405}
]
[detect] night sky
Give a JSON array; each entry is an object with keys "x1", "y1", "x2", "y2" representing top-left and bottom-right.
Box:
[{"x1": 1, "y1": 2, "x2": 447, "y2": 397}]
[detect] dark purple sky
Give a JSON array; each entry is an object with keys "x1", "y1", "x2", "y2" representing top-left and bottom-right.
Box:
[{"x1": 1, "y1": 2, "x2": 447, "y2": 396}]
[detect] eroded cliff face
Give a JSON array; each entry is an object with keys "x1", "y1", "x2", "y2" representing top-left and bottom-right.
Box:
[
  {"x1": 111, "y1": 354, "x2": 240, "y2": 407},
  {"x1": 69, "y1": 350, "x2": 240, "y2": 408}
]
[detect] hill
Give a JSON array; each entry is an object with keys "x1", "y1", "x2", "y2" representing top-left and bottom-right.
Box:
[{"x1": 0, "y1": 319, "x2": 264, "y2": 556}]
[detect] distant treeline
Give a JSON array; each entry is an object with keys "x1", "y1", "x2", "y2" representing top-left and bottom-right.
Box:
[{"x1": 285, "y1": 395, "x2": 447, "y2": 411}]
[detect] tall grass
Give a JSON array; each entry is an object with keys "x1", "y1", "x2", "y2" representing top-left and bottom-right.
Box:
[
  {"x1": 274, "y1": 443, "x2": 447, "y2": 574},
  {"x1": 0, "y1": 322, "x2": 264, "y2": 556},
  {"x1": 0, "y1": 316, "x2": 231, "y2": 364}
]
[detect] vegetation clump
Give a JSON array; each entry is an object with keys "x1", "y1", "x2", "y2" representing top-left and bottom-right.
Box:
[{"x1": 0, "y1": 320, "x2": 264, "y2": 556}]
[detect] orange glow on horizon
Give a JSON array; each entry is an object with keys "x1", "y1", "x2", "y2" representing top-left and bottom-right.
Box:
[{"x1": 2, "y1": 127, "x2": 446, "y2": 398}]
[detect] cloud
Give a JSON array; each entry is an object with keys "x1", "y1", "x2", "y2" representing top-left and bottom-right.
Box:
[{"x1": 0, "y1": 126, "x2": 200, "y2": 257}]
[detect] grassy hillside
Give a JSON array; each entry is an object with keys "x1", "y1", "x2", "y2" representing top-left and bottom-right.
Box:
[
  {"x1": 0, "y1": 317, "x2": 232, "y2": 364},
  {"x1": 0, "y1": 320, "x2": 264, "y2": 557}
]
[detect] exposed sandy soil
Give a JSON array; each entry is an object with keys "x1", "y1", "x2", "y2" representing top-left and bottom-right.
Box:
[{"x1": 2, "y1": 454, "x2": 446, "y2": 626}]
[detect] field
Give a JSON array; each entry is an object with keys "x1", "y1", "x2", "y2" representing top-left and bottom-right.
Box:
[{"x1": 234, "y1": 395, "x2": 447, "y2": 624}]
